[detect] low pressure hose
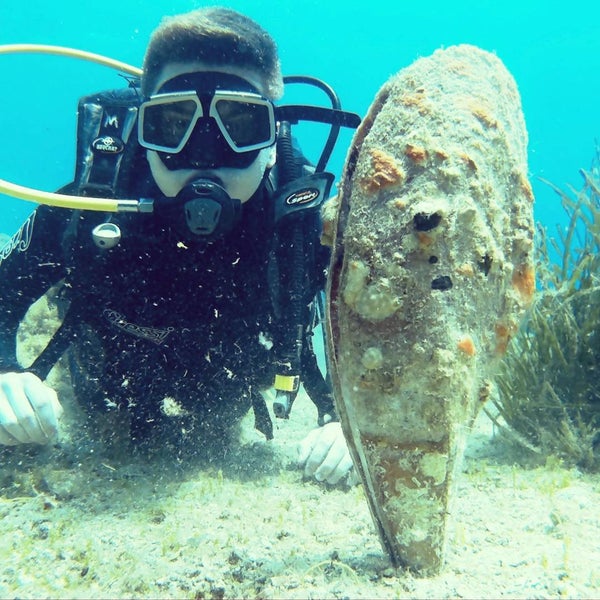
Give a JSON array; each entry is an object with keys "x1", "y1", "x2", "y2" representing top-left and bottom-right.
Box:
[
  {"x1": 272, "y1": 122, "x2": 307, "y2": 419},
  {"x1": 0, "y1": 43, "x2": 144, "y2": 212}
]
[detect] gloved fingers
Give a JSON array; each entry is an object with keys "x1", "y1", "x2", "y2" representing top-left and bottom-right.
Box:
[
  {"x1": 303, "y1": 440, "x2": 330, "y2": 478},
  {"x1": 297, "y1": 427, "x2": 321, "y2": 467},
  {"x1": 346, "y1": 466, "x2": 362, "y2": 487},
  {"x1": 23, "y1": 374, "x2": 62, "y2": 440},
  {"x1": 323, "y1": 449, "x2": 356, "y2": 485},
  {"x1": 0, "y1": 427, "x2": 20, "y2": 446},
  {"x1": 0, "y1": 373, "x2": 61, "y2": 445},
  {"x1": 298, "y1": 422, "x2": 361, "y2": 486},
  {"x1": 313, "y1": 436, "x2": 349, "y2": 483},
  {"x1": 0, "y1": 383, "x2": 34, "y2": 444},
  {"x1": 301, "y1": 422, "x2": 341, "y2": 477},
  {"x1": 0, "y1": 401, "x2": 35, "y2": 444}
]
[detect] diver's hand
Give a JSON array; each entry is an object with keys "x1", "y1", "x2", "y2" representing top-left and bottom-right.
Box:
[
  {"x1": 0, "y1": 372, "x2": 63, "y2": 445},
  {"x1": 298, "y1": 421, "x2": 359, "y2": 485}
]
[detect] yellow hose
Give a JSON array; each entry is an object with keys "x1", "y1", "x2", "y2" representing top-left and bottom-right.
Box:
[
  {"x1": 0, "y1": 43, "x2": 142, "y2": 212},
  {"x1": 0, "y1": 43, "x2": 142, "y2": 76},
  {"x1": 0, "y1": 179, "x2": 120, "y2": 212}
]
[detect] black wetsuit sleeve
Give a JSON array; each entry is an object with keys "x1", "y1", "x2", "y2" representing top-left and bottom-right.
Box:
[{"x1": 0, "y1": 205, "x2": 72, "y2": 372}]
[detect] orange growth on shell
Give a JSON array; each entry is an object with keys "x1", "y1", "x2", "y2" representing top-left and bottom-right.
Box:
[
  {"x1": 417, "y1": 232, "x2": 434, "y2": 247},
  {"x1": 405, "y1": 144, "x2": 428, "y2": 163},
  {"x1": 494, "y1": 322, "x2": 516, "y2": 355},
  {"x1": 457, "y1": 336, "x2": 476, "y2": 356},
  {"x1": 400, "y1": 89, "x2": 430, "y2": 115},
  {"x1": 512, "y1": 264, "x2": 535, "y2": 303},
  {"x1": 456, "y1": 263, "x2": 475, "y2": 277},
  {"x1": 470, "y1": 104, "x2": 498, "y2": 128},
  {"x1": 459, "y1": 152, "x2": 477, "y2": 171},
  {"x1": 360, "y1": 149, "x2": 404, "y2": 193}
]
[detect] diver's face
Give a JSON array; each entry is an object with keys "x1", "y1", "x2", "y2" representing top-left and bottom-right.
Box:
[{"x1": 145, "y1": 61, "x2": 276, "y2": 201}]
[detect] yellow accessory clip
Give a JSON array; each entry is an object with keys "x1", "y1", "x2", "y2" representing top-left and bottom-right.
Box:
[{"x1": 274, "y1": 374, "x2": 300, "y2": 393}]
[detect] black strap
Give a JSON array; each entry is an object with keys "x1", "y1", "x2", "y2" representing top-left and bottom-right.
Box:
[
  {"x1": 29, "y1": 299, "x2": 80, "y2": 380},
  {"x1": 301, "y1": 296, "x2": 337, "y2": 425},
  {"x1": 251, "y1": 388, "x2": 274, "y2": 440}
]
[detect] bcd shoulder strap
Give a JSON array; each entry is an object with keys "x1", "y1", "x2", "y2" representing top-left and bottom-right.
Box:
[
  {"x1": 266, "y1": 151, "x2": 337, "y2": 423},
  {"x1": 74, "y1": 85, "x2": 141, "y2": 198}
]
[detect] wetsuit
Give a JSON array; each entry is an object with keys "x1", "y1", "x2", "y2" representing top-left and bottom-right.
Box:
[{"x1": 0, "y1": 169, "x2": 333, "y2": 445}]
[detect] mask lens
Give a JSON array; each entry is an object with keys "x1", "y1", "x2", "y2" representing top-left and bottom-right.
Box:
[
  {"x1": 141, "y1": 97, "x2": 199, "y2": 151},
  {"x1": 213, "y1": 97, "x2": 274, "y2": 150}
]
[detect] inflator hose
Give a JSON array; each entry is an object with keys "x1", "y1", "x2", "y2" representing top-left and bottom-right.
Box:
[
  {"x1": 272, "y1": 122, "x2": 308, "y2": 418},
  {"x1": 0, "y1": 43, "x2": 141, "y2": 212}
]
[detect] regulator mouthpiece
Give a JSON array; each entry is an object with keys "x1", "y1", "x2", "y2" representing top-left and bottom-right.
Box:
[{"x1": 177, "y1": 179, "x2": 242, "y2": 241}]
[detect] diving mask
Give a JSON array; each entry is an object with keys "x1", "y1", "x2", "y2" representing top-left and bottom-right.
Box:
[{"x1": 138, "y1": 72, "x2": 276, "y2": 170}]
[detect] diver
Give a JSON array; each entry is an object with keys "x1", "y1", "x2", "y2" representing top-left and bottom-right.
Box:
[{"x1": 0, "y1": 7, "x2": 356, "y2": 485}]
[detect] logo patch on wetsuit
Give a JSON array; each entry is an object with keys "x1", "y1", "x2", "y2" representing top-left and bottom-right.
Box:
[
  {"x1": 285, "y1": 188, "x2": 319, "y2": 206},
  {"x1": 103, "y1": 309, "x2": 174, "y2": 345},
  {"x1": 0, "y1": 212, "x2": 36, "y2": 267},
  {"x1": 92, "y1": 135, "x2": 124, "y2": 154}
]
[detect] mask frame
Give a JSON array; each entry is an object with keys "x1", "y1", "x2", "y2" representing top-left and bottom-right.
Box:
[{"x1": 138, "y1": 89, "x2": 276, "y2": 155}]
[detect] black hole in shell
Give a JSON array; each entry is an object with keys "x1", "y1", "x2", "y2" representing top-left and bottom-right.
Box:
[
  {"x1": 478, "y1": 254, "x2": 492, "y2": 276},
  {"x1": 431, "y1": 275, "x2": 453, "y2": 291},
  {"x1": 428, "y1": 256, "x2": 438, "y2": 264},
  {"x1": 413, "y1": 212, "x2": 442, "y2": 231}
]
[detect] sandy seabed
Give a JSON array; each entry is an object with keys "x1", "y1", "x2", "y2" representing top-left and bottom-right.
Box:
[
  {"x1": 1, "y1": 298, "x2": 600, "y2": 599},
  {"x1": 2, "y1": 385, "x2": 600, "y2": 599}
]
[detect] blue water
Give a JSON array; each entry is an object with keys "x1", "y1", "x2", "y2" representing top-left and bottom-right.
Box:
[{"x1": 1, "y1": 0, "x2": 599, "y2": 238}]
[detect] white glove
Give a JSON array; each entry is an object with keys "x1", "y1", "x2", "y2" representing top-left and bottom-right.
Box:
[
  {"x1": 0, "y1": 372, "x2": 63, "y2": 445},
  {"x1": 298, "y1": 421, "x2": 360, "y2": 485}
]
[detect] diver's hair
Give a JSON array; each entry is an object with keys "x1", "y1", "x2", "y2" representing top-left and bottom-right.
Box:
[{"x1": 141, "y1": 7, "x2": 283, "y2": 100}]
